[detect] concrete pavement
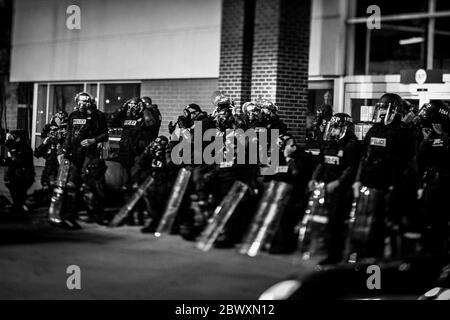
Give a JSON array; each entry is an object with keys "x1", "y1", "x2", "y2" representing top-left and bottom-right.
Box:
[
  {"x1": 0, "y1": 219, "x2": 312, "y2": 300},
  {"x1": 0, "y1": 166, "x2": 44, "y2": 202}
]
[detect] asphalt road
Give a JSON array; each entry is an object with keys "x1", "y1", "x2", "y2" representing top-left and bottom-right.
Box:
[{"x1": 0, "y1": 212, "x2": 312, "y2": 300}]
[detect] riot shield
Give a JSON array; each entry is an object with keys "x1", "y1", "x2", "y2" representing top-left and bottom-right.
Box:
[
  {"x1": 196, "y1": 181, "x2": 250, "y2": 251},
  {"x1": 48, "y1": 158, "x2": 71, "y2": 225},
  {"x1": 109, "y1": 175, "x2": 155, "y2": 227},
  {"x1": 345, "y1": 186, "x2": 386, "y2": 263},
  {"x1": 239, "y1": 181, "x2": 293, "y2": 257},
  {"x1": 298, "y1": 182, "x2": 328, "y2": 260},
  {"x1": 155, "y1": 168, "x2": 192, "y2": 237}
]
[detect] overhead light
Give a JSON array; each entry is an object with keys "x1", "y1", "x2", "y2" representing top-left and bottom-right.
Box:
[{"x1": 399, "y1": 37, "x2": 424, "y2": 46}]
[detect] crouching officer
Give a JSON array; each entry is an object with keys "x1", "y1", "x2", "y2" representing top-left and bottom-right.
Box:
[
  {"x1": 137, "y1": 136, "x2": 178, "y2": 232},
  {"x1": 63, "y1": 92, "x2": 108, "y2": 229},
  {"x1": 3, "y1": 130, "x2": 35, "y2": 214},
  {"x1": 308, "y1": 114, "x2": 361, "y2": 264},
  {"x1": 351, "y1": 93, "x2": 416, "y2": 260},
  {"x1": 34, "y1": 111, "x2": 68, "y2": 189},
  {"x1": 416, "y1": 101, "x2": 450, "y2": 256},
  {"x1": 269, "y1": 134, "x2": 314, "y2": 253}
]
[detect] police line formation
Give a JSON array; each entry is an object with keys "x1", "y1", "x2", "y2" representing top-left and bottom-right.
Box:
[{"x1": 2, "y1": 91, "x2": 450, "y2": 266}]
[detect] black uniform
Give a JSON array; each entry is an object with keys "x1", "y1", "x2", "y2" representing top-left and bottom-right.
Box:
[
  {"x1": 356, "y1": 116, "x2": 416, "y2": 257},
  {"x1": 64, "y1": 109, "x2": 109, "y2": 221},
  {"x1": 270, "y1": 147, "x2": 314, "y2": 253},
  {"x1": 34, "y1": 123, "x2": 67, "y2": 188},
  {"x1": 4, "y1": 130, "x2": 35, "y2": 213},
  {"x1": 313, "y1": 131, "x2": 361, "y2": 261},
  {"x1": 417, "y1": 132, "x2": 450, "y2": 255},
  {"x1": 117, "y1": 117, "x2": 144, "y2": 172}
]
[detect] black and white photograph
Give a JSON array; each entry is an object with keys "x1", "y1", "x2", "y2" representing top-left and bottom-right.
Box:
[{"x1": 0, "y1": 0, "x2": 450, "y2": 307}]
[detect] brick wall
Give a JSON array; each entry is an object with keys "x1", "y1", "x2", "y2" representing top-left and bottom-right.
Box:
[
  {"x1": 218, "y1": 0, "x2": 311, "y2": 144},
  {"x1": 276, "y1": 0, "x2": 310, "y2": 141},
  {"x1": 251, "y1": 0, "x2": 310, "y2": 143},
  {"x1": 218, "y1": 0, "x2": 255, "y2": 106},
  {"x1": 5, "y1": 81, "x2": 18, "y2": 129},
  {"x1": 141, "y1": 78, "x2": 218, "y2": 136},
  {"x1": 250, "y1": 0, "x2": 280, "y2": 102}
]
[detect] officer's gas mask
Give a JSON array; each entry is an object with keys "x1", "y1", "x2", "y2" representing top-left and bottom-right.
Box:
[
  {"x1": 277, "y1": 134, "x2": 296, "y2": 160},
  {"x1": 75, "y1": 92, "x2": 95, "y2": 114},
  {"x1": 51, "y1": 111, "x2": 68, "y2": 128},
  {"x1": 125, "y1": 99, "x2": 141, "y2": 119},
  {"x1": 415, "y1": 102, "x2": 450, "y2": 137},
  {"x1": 214, "y1": 107, "x2": 233, "y2": 132},
  {"x1": 242, "y1": 102, "x2": 261, "y2": 125},
  {"x1": 259, "y1": 100, "x2": 278, "y2": 123},
  {"x1": 178, "y1": 104, "x2": 204, "y2": 129},
  {"x1": 147, "y1": 136, "x2": 169, "y2": 167}
]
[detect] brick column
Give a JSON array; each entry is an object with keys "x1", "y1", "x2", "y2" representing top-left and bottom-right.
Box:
[
  {"x1": 218, "y1": 0, "x2": 255, "y2": 107},
  {"x1": 251, "y1": 0, "x2": 311, "y2": 143}
]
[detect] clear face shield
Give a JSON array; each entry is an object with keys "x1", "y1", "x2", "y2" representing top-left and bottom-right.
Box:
[
  {"x1": 323, "y1": 121, "x2": 347, "y2": 141},
  {"x1": 373, "y1": 102, "x2": 398, "y2": 125},
  {"x1": 77, "y1": 95, "x2": 92, "y2": 113},
  {"x1": 245, "y1": 104, "x2": 261, "y2": 122}
]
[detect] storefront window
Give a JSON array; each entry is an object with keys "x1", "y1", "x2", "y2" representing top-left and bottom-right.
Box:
[
  {"x1": 356, "y1": 0, "x2": 428, "y2": 16},
  {"x1": 35, "y1": 84, "x2": 48, "y2": 136},
  {"x1": 433, "y1": 18, "x2": 450, "y2": 71},
  {"x1": 101, "y1": 83, "x2": 140, "y2": 115},
  {"x1": 49, "y1": 84, "x2": 83, "y2": 120},
  {"x1": 86, "y1": 83, "x2": 98, "y2": 100},
  {"x1": 351, "y1": 0, "x2": 450, "y2": 75},
  {"x1": 354, "y1": 20, "x2": 427, "y2": 75},
  {"x1": 350, "y1": 99, "x2": 378, "y2": 123}
]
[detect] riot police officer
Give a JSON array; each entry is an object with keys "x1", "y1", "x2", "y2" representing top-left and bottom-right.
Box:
[
  {"x1": 34, "y1": 111, "x2": 68, "y2": 189},
  {"x1": 136, "y1": 136, "x2": 178, "y2": 233},
  {"x1": 3, "y1": 130, "x2": 35, "y2": 214},
  {"x1": 352, "y1": 93, "x2": 417, "y2": 259},
  {"x1": 207, "y1": 101, "x2": 259, "y2": 248},
  {"x1": 168, "y1": 103, "x2": 216, "y2": 239},
  {"x1": 63, "y1": 92, "x2": 109, "y2": 229},
  {"x1": 308, "y1": 113, "x2": 361, "y2": 263},
  {"x1": 416, "y1": 101, "x2": 450, "y2": 256},
  {"x1": 140, "y1": 96, "x2": 161, "y2": 138},
  {"x1": 314, "y1": 104, "x2": 333, "y2": 148},
  {"x1": 259, "y1": 99, "x2": 287, "y2": 134},
  {"x1": 116, "y1": 98, "x2": 144, "y2": 174},
  {"x1": 269, "y1": 133, "x2": 314, "y2": 253}
]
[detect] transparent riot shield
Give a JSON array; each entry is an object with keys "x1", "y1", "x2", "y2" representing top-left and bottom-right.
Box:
[
  {"x1": 345, "y1": 186, "x2": 386, "y2": 263},
  {"x1": 109, "y1": 175, "x2": 155, "y2": 227},
  {"x1": 155, "y1": 168, "x2": 192, "y2": 237},
  {"x1": 239, "y1": 181, "x2": 293, "y2": 257},
  {"x1": 298, "y1": 182, "x2": 328, "y2": 260},
  {"x1": 48, "y1": 158, "x2": 71, "y2": 225},
  {"x1": 196, "y1": 181, "x2": 250, "y2": 251}
]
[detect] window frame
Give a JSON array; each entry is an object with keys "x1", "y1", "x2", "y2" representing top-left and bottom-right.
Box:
[
  {"x1": 346, "y1": 0, "x2": 450, "y2": 75},
  {"x1": 31, "y1": 80, "x2": 141, "y2": 155}
]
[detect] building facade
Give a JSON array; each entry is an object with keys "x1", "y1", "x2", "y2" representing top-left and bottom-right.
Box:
[{"x1": 7, "y1": 0, "x2": 450, "y2": 157}]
